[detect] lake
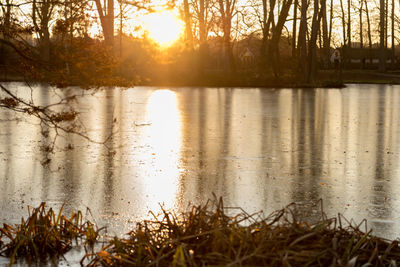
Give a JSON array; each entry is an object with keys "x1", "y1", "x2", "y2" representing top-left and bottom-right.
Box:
[{"x1": 1, "y1": 82, "x2": 400, "y2": 240}]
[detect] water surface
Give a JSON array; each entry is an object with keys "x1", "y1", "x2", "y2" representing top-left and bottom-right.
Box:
[{"x1": 1, "y1": 82, "x2": 400, "y2": 240}]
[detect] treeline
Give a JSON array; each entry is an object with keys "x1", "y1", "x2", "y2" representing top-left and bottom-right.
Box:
[{"x1": 0, "y1": 0, "x2": 399, "y2": 87}]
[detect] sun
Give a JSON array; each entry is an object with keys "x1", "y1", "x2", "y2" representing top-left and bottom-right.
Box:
[{"x1": 143, "y1": 11, "x2": 184, "y2": 47}]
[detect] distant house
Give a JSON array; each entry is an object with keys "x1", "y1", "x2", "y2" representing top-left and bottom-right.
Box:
[
  {"x1": 339, "y1": 44, "x2": 399, "y2": 67},
  {"x1": 240, "y1": 48, "x2": 255, "y2": 68}
]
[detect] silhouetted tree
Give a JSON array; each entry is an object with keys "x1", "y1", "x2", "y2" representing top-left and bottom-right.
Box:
[
  {"x1": 308, "y1": 0, "x2": 322, "y2": 81},
  {"x1": 339, "y1": 0, "x2": 346, "y2": 47},
  {"x1": 391, "y1": 0, "x2": 395, "y2": 67},
  {"x1": 32, "y1": 0, "x2": 58, "y2": 62},
  {"x1": 364, "y1": 0, "x2": 372, "y2": 63},
  {"x1": 183, "y1": 0, "x2": 194, "y2": 49},
  {"x1": 268, "y1": 0, "x2": 293, "y2": 77},
  {"x1": 321, "y1": 0, "x2": 330, "y2": 67},
  {"x1": 292, "y1": 0, "x2": 298, "y2": 58},
  {"x1": 259, "y1": 0, "x2": 274, "y2": 71},
  {"x1": 217, "y1": 0, "x2": 237, "y2": 73},
  {"x1": 95, "y1": 0, "x2": 115, "y2": 48},
  {"x1": 347, "y1": 0, "x2": 351, "y2": 47},
  {"x1": 297, "y1": 0, "x2": 308, "y2": 79},
  {"x1": 379, "y1": 0, "x2": 386, "y2": 71},
  {"x1": 189, "y1": 0, "x2": 213, "y2": 74}
]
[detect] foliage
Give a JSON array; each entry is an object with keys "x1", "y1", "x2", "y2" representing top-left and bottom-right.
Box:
[{"x1": 50, "y1": 37, "x2": 123, "y2": 87}]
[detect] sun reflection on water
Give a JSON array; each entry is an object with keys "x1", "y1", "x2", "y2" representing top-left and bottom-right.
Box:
[
  {"x1": 139, "y1": 90, "x2": 182, "y2": 212},
  {"x1": 4, "y1": 84, "x2": 400, "y2": 240}
]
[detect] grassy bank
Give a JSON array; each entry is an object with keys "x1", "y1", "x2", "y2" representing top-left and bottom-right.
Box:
[
  {"x1": 127, "y1": 69, "x2": 400, "y2": 88},
  {"x1": 0, "y1": 69, "x2": 345, "y2": 89},
  {"x1": 4, "y1": 69, "x2": 400, "y2": 88},
  {"x1": 1, "y1": 200, "x2": 400, "y2": 266},
  {"x1": 322, "y1": 70, "x2": 400, "y2": 85}
]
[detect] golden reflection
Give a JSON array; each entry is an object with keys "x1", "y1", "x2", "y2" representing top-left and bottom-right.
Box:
[{"x1": 140, "y1": 90, "x2": 182, "y2": 211}]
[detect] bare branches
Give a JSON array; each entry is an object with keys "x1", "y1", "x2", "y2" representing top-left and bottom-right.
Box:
[
  {"x1": 0, "y1": 38, "x2": 39, "y2": 64},
  {"x1": 0, "y1": 84, "x2": 113, "y2": 149}
]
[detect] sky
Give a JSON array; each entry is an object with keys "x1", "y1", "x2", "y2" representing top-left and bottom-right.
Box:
[{"x1": 8, "y1": 0, "x2": 390, "y2": 47}]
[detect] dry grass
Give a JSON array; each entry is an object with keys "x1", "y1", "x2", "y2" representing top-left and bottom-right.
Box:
[
  {"x1": 2, "y1": 200, "x2": 400, "y2": 266},
  {"x1": 0, "y1": 202, "x2": 102, "y2": 265},
  {"x1": 84, "y1": 198, "x2": 400, "y2": 266}
]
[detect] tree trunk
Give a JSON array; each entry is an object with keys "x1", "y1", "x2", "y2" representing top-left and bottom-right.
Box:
[
  {"x1": 379, "y1": 0, "x2": 386, "y2": 71},
  {"x1": 268, "y1": 0, "x2": 293, "y2": 77},
  {"x1": 308, "y1": 0, "x2": 322, "y2": 82},
  {"x1": 95, "y1": 0, "x2": 114, "y2": 48},
  {"x1": 1, "y1": 0, "x2": 12, "y2": 39},
  {"x1": 328, "y1": 0, "x2": 333, "y2": 47},
  {"x1": 359, "y1": 0, "x2": 364, "y2": 68},
  {"x1": 108, "y1": 0, "x2": 114, "y2": 47},
  {"x1": 183, "y1": 0, "x2": 194, "y2": 49},
  {"x1": 347, "y1": 0, "x2": 351, "y2": 48},
  {"x1": 292, "y1": 0, "x2": 298, "y2": 57},
  {"x1": 62, "y1": 0, "x2": 69, "y2": 74},
  {"x1": 260, "y1": 0, "x2": 269, "y2": 70},
  {"x1": 391, "y1": 0, "x2": 395, "y2": 67},
  {"x1": 193, "y1": 0, "x2": 209, "y2": 75},
  {"x1": 0, "y1": 0, "x2": 12, "y2": 75},
  {"x1": 119, "y1": 0, "x2": 124, "y2": 57},
  {"x1": 385, "y1": 0, "x2": 388, "y2": 49},
  {"x1": 260, "y1": 0, "x2": 276, "y2": 71},
  {"x1": 32, "y1": 0, "x2": 55, "y2": 63},
  {"x1": 199, "y1": 0, "x2": 207, "y2": 45},
  {"x1": 339, "y1": 0, "x2": 346, "y2": 47},
  {"x1": 217, "y1": 0, "x2": 236, "y2": 73},
  {"x1": 359, "y1": 2, "x2": 362, "y2": 47},
  {"x1": 364, "y1": 0, "x2": 372, "y2": 63},
  {"x1": 321, "y1": 0, "x2": 329, "y2": 67},
  {"x1": 298, "y1": 0, "x2": 308, "y2": 79}
]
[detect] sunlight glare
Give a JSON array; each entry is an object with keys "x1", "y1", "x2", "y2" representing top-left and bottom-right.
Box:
[
  {"x1": 140, "y1": 90, "x2": 183, "y2": 211},
  {"x1": 143, "y1": 11, "x2": 183, "y2": 47}
]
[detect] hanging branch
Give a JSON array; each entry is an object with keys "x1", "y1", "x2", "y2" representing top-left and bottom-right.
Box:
[{"x1": 0, "y1": 84, "x2": 114, "y2": 148}]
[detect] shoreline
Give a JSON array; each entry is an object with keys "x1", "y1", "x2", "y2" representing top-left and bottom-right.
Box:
[{"x1": 1, "y1": 70, "x2": 400, "y2": 89}]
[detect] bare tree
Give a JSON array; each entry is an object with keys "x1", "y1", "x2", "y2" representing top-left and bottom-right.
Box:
[
  {"x1": 32, "y1": 0, "x2": 58, "y2": 62},
  {"x1": 297, "y1": 0, "x2": 308, "y2": 78},
  {"x1": 190, "y1": 0, "x2": 213, "y2": 73},
  {"x1": 328, "y1": 0, "x2": 333, "y2": 47},
  {"x1": 268, "y1": 0, "x2": 293, "y2": 77},
  {"x1": 116, "y1": 0, "x2": 132, "y2": 57},
  {"x1": 364, "y1": 0, "x2": 372, "y2": 63},
  {"x1": 358, "y1": 0, "x2": 363, "y2": 48},
  {"x1": 95, "y1": 0, "x2": 115, "y2": 47},
  {"x1": 385, "y1": 0, "x2": 388, "y2": 48},
  {"x1": 308, "y1": 0, "x2": 322, "y2": 81},
  {"x1": 347, "y1": 0, "x2": 351, "y2": 47},
  {"x1": 292, "y1": 0, "x2": 298, "y2": 57},
  {"x1": 339, "y1": 0, "x2": 346, "y2": 47},
  {"x1": 183, "y1": 0, "x2": 194, "y2": 49},
  {"x1": 379, "y1": 0, "x2": 386, "y2": 71},
  {"x1": 217, "y1": 0, "x2": 237, "y2": 73},
  {"x1": 56, "y1": 0, "x2": 91, "y2": 74},
  {"x1": 0, "y1": 0, "x2": 13, "y2": 40},
  {"x1": 391, "y1": 0, "x2": 395, "y2": 67},
  {"x1": 259, "y1": 0, "x2": 275, "y2": 70},
  {"x1": 321, "y1": 0, "x2": 329, "y2": 67}
]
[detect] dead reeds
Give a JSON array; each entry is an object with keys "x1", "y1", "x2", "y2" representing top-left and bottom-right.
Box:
[
  {"x1": 84, "y1": 198, "x2": 400, "y2": 266},
  {"x1": 0, "y1": 202, "x2": 102, "y2": 265},
  {"x1": 2, "y1": 200, "x2": 400, "y2": 266}
]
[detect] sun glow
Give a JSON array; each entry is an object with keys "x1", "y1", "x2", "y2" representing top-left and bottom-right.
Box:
[{"x1": 143, "y1": 11, "x2": 184, "y2": 47}]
